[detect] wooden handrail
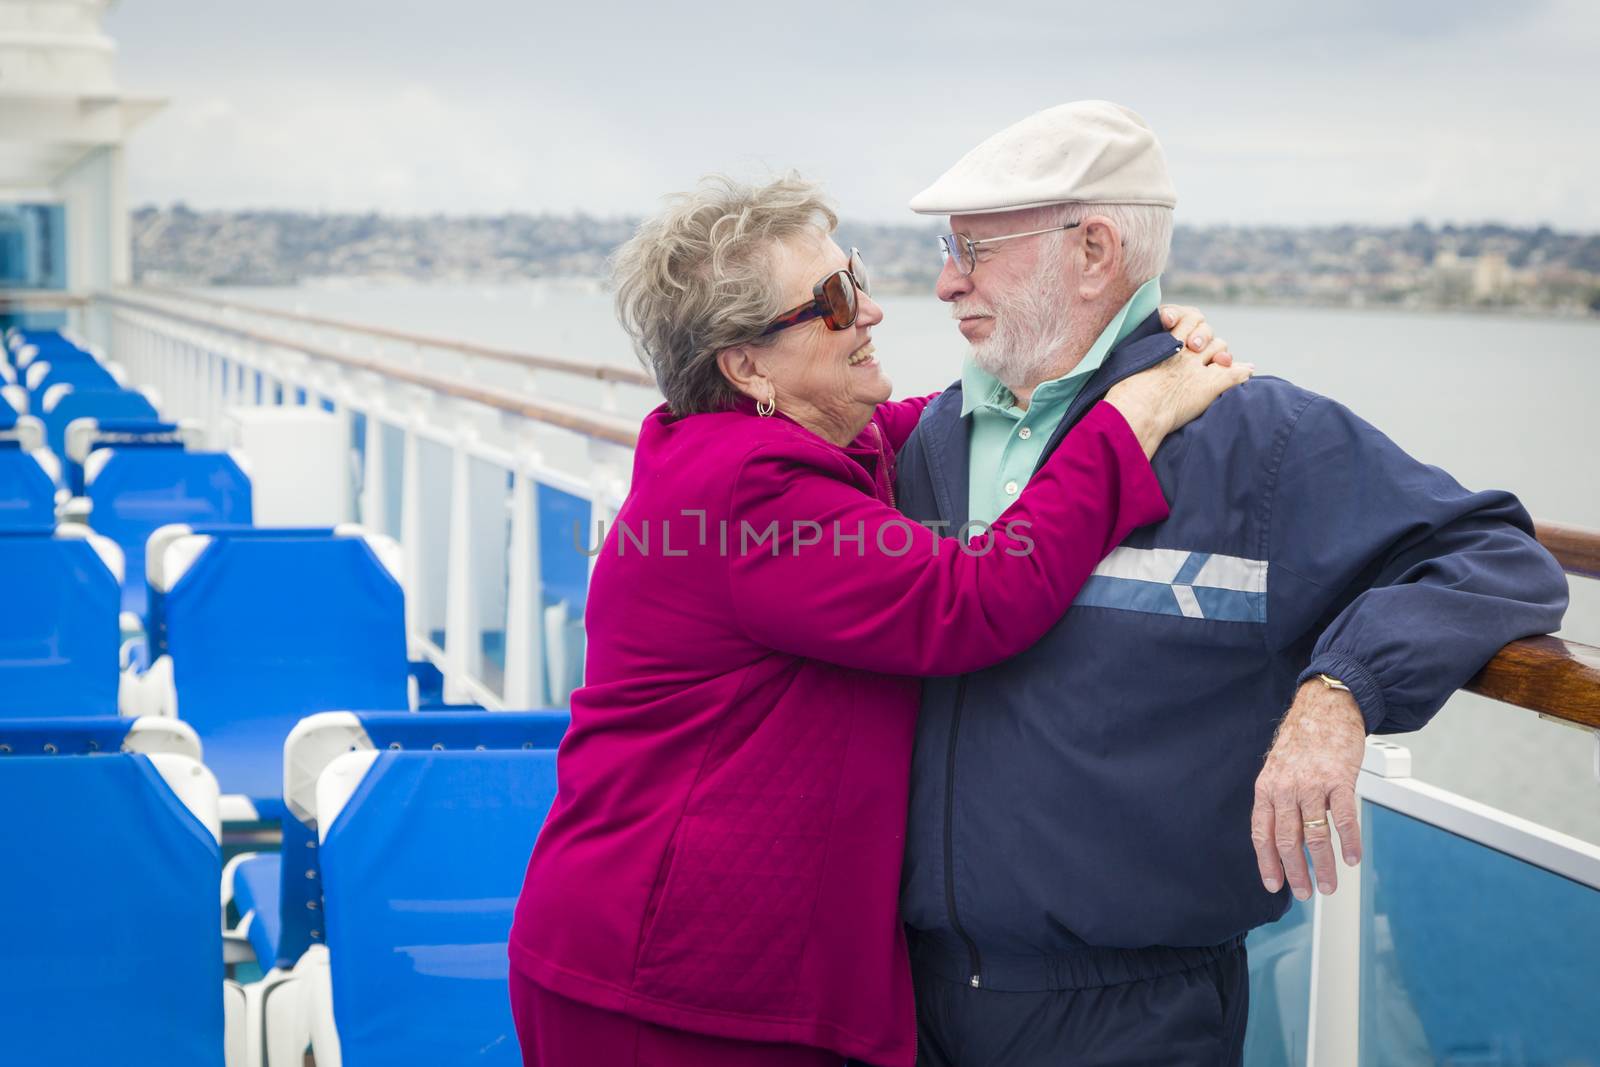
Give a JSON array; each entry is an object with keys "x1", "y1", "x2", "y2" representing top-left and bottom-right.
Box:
[
  {"x1": 0, "y1": 291, "x2": 88, "y2": 311},
  {"x1": 97, "y1": 292, "x2": 642, "y2": 448},
  {"x1": 1466, "y1": 635, "x2": 1600, "y2": 729},
  {"x1": 1537, "y1": 521, "x2": 1600, "y2": 581},
  {"x1": 86, "y1": 290, "x2": 1600, "y2": 730},
  {"x1": 1469, "y1": 523, "x2": 1600, "y2": 729},
  {"x1": 122, "y1": 285, "x2": 658, "y2": 388}
]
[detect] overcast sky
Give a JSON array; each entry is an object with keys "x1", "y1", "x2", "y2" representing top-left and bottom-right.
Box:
[{"x1": 105, "y1": 0, "x2": 1600, "y2": 228}]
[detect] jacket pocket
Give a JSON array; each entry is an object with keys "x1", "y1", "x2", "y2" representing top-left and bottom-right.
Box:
[{"x1": 631, "y1": 811, "x2": 826, "y2": 1014}]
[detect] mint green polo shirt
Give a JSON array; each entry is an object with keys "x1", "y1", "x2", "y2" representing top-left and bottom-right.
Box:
[{"x1": 964, "y1": 277, "x2": 1163, "y2": 528}]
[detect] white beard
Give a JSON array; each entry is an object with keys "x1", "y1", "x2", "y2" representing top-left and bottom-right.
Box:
[{"x1": 953, "y1": 241, "x2": 1079, "y2": 394}]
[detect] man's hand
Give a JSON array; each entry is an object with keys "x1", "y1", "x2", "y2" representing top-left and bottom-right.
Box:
[{"x1": 1251, "y1": 680, "x2": 1368, "y2": 899}]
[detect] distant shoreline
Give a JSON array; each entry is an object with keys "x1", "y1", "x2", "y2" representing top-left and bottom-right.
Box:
[
  {"x1": 133, "y1": 207, "x2": 1600, "y2": 319},
  {"x1": 177, "y1": 274, "x2": 1600, "y2": 324}
]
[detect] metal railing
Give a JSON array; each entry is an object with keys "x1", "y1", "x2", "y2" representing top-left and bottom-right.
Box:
[
  {"x1": 86, "y1": 287, "x2": 1600, "y2": 728},
  {"x1": 1466, "y1": 521, "x2": 1600, "y2": 729},
  {"x1": 94, "y1": 288, "x2": 641, "y2": 709},
  {"x1": 0, "y1": 290, "x2": 87, "y2": 312},
  {"x1": 59, "y1": 286, "x2": 1600, "y2": 1065},
  {"x1": 133, "y1": 284, "x2": 656, "y2": 387},
  {"x1": 1302, "y1": 535, "x2": 1600, "y2": 1066}
]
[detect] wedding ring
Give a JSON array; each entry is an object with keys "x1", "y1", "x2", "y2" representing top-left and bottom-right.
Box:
[{"x1": 1302, "y1": 817, "x2": 1329, "y2": 830}]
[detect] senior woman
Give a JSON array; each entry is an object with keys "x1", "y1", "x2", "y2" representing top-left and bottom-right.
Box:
[{"x1": 508, "y1": 175, "x2": 1248, "y2": 1067}]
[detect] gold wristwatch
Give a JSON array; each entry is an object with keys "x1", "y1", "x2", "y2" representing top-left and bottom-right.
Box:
[{"x1": 1317, "y1": 673, "x2": 1351, "y2": 693}]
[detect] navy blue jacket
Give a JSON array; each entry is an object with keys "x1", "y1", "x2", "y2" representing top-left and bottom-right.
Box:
[{"x1": 894, "y1": 311, "x2": 1569, "y2": 991}]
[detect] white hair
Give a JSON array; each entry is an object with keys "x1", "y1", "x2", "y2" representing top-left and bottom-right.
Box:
[
  {"x1": 1056, "y1": 201, "x2": 1174, "y2": 285},
  {"x1": 951, "y1": 202, "x2": 1173, "y2": 392},
  {"x1": 613, "y1": 173, "x2": 838, "y2": 416},
  {"x1": 960, "y1": 233, "x2": 1075, "y2": 391}
]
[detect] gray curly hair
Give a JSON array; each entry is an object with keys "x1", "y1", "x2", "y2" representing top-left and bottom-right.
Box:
[{"x1": 612, "y1": 173, "x2": 839, "y2": 416}]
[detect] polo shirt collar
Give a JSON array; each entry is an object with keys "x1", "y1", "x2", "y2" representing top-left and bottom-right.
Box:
[{"x1": 960, "y1": 277, "x2": 1164, "y2": 418}]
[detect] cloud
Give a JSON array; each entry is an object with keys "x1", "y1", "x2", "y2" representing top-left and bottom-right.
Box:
[{"x1": 109, "y1": 0, "x2": 1600, "y2": 227}]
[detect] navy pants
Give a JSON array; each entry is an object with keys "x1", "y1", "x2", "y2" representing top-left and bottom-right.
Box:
[{"x1": 913, "y1": 943, "x2": 1249, "y2": 1067}]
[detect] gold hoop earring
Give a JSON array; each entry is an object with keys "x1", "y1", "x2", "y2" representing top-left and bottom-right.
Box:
[{"x1": 756, "y1": 388, "x2": 776, "y2": 418}]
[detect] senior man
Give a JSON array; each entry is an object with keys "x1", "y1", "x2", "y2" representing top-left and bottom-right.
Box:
[{"x1": 893, "y1": 101, "x2": 1569, "y2": 1066}]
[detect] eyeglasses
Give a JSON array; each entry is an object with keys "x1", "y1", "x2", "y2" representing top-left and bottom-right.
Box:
[
  {"x1": 937, "y1": 222, "x2": 1082, "y2": 276},
  {"x1": 761, "y1": 248, "x2": 871, "y2": 336}
]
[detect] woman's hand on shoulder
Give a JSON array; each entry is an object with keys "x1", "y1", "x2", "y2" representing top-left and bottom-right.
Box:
[
  {"x1": 1160, "y1": 303, "x2": 1234, "y2": 368},
  {"x1": 1105, "y1": 346, "x2": 1255, "y2": 459}
]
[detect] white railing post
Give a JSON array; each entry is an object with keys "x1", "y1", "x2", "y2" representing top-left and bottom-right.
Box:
[
  {"x1": 442, "y1": 432, "x2": 477, "y2": 704},
  {"x1": 178, "y1": 340, "x2": 192, "y2": 419},
  {"x1": 504, "y1": 467, "x2": 546, "y2": 710},
  {"x1": 398, "y1": 422, "x2": 424, "y2": 659},
  {"x1": 203, "y1": 346, "x2": 218, "y2": 444}
]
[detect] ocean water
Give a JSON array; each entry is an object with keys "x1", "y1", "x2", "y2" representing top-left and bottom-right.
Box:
[{"x1": 210, "y1": 280, "x2": 1600, "y2": 845}]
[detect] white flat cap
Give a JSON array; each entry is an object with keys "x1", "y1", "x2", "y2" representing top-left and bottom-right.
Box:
[{"x1": 910, "y1": 100, "x2": 1176, "y2": 216}]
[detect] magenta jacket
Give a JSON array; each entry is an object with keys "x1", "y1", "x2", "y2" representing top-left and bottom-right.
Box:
[{"x1": 508, "y1": 394, "x2": 1168, "y2": 1065}]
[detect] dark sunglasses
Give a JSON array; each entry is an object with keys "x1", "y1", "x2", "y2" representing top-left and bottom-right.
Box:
[{"x1": 760, "y1": 248, "x2": 871, "y2": 336}]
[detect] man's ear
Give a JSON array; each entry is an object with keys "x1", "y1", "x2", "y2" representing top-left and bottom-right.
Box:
[
  {"x1": 716, "y1": 344, "x2": 767, "y2": 402},
  {"x1": 1075, "y1": 216, "x2": 1125, "y2": 301}
]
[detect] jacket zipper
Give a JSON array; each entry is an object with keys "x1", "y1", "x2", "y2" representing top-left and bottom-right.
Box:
[
  {"x1": 934, "y1": 338, "x2": 1182, "y2": 993},
  {"x1": 942, "y1": 675, "x2": 983, "y2": 987}
]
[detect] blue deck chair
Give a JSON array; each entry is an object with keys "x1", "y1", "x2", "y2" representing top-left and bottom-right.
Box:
[
  {"x1": 26, "y1": 351, "x2": 118, "y2": 400},
  {"x1": 0, "y1": 527, "x2": 123, "y2": 718},
  {"x1": 42, "y1": 385, "x2": 159, "y2": 461},
  {"x1": 85, "y1": 448, "x2": 251, "y2": 618},
  {"x1": 0, "y1": 378, "x2": 28, "y2": 417},
  {"x1": 232, "y1": 710, "x2": 566, "y2": 1067},
  {"x1": 232, "y1": 709, "x2": 571, "y2": 971},
  {"x1": 142, "y1": 525, "x2": 366, "y2": 661},
  {"x1": 311, "y1": 748, "x2": 560, "y2": 1066},
  {"x1": 0, "y1": 438, "x2": 59, "y2": 529},
  {"x1": 12, "y1": 335, "x2": 93, "y2": 376},
  {"x1": 0, "y1": 715, "x2": 232, "y2": 1067},
  {"x1": 68, "y1": 416, "x2": 196, "y2": 497},
  {"x1": 128, "y1": 528, "x2": 407, "y2": 821},
  {"x1": 6, "y1": 327, "x2": 70, "y2": 355}
]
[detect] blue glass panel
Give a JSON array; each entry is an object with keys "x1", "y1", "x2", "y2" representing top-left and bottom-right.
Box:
[
  {"x1": 1360, "y1": 801, "x2": 1600, "y2": 1065},
  {"x1": 1244, "y1": 895, "x2": 1312, "y2": 1067},
  {"x1": 536, "y1": 483, "x2": 591, "y2": 705},
  {"x1": 0, "y1": 204, "x2": 67, "y2": 289}
]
